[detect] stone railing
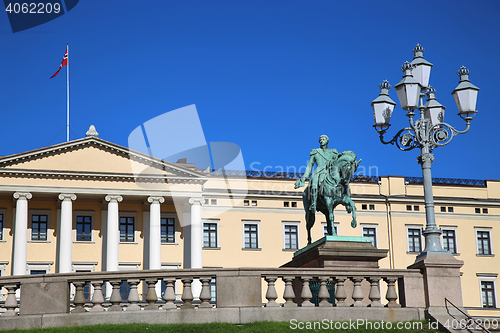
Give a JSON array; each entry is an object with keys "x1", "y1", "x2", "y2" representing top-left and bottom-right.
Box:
[{"x1": 0, "y1": 267, "x2": 426, "y2": 329}]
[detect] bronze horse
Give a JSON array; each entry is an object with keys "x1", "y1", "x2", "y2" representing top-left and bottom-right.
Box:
[{"x1": 302, "y1": 151, "x2": 361, "y2": 244}]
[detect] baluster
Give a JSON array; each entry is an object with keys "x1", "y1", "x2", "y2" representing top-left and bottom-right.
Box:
[
  {"x1": 3, "y1": 284, "x2": 19, "y2": 316},
  {"x1": 89, "y1": 280, "x2": 105, "y2": 312},
  {"x1": 351, "y1": 277, "x2": 366, "y2": 307},
  {"x1": 384, "y1": 277, "x2": 401, "y2": 308},
  {"x1": 368, "y1": 277, "x2": 383, "y2": 307},
  {"x1": 108, "y1": 280, "x2": 123, "y2": 311},
  {"x1": 334, "y1": 276, "x2": 348, "y2": 307},
  {"x1": 282, "y1": 276, "x2": 296, "y2": 307},
  {"x1": 127, "y1": 279, "x2": 141, "y2": 311},
  {"x1": 199, "y1": 277, "x2": 213, "y2": 308},
  {"x1": 163, "y1": 278, "x2": 177, "y2": 309},
  {"x1": 72, "y1": 281, "x2": 87, "y2": 313},
  {"x1": 144, "y1": 278, "x2": 158, "y2": 310},
  {"x1": 181, "y1": 278, "x2": 194, "y2": 309},
  {"x1": 264, "y1": 276, "x2": 279, "y2": 307},
  {"x1": 300, "y1": 276, "x2": 315, "y2": 307},
  {"x1": 318, "y1": 276, "x2": 331, "y2": 307}
]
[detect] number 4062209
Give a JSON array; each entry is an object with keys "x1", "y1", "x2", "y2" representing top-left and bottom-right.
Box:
[{"x1": 5, "y1": 2, "x2": 61, "y2": 14}]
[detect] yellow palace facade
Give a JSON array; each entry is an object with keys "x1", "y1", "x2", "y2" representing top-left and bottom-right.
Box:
[{"x1": 0, "y1": 130, "x2": 498, "y2": 318}]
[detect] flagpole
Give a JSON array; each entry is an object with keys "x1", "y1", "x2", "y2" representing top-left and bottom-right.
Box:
[{"x1": 66, "y1": 43, "x2": 69, "y2": 142}]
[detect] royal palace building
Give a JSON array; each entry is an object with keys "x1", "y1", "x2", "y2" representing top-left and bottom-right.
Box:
[{"x1": 0, "y1": 129, "x2": 498, "y2": 319}]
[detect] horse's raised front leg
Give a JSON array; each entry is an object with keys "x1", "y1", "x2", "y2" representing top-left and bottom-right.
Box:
[{"x1": 347, "y1": 198, "x2": 357, "y2": 228}]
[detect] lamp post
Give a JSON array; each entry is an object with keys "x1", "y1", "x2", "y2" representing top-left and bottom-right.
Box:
[{"x1": 371, "y1": 44, "x2": 479, "y2": 256}]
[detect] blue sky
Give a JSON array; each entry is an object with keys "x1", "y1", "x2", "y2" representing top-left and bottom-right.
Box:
[{"x1": 1, "y1": 0, "x2": 499, "y2": 180}]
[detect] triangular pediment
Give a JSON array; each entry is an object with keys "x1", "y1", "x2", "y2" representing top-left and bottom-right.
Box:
[{"x1": 0, "y1": 137, "x2": 206, "y2": 182}]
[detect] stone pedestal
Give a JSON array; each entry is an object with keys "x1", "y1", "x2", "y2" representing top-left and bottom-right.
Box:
[
  {"x1": 408, "y1": 253, "x2": 464, "y2": 308},
  {"x1": 281, "y1": 236, "x2": 388, "y2": 268}
]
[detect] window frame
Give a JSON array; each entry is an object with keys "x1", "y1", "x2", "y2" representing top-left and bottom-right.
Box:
[
  {"x1": 361, "y1": 223, "x2": 378, "y2": 248},
  {"x1": 203, "y1": 219, "x2": 220, "y2": 249},
  {"x1": 161, "y1": 214, "x2": 177, "y2": 244},
  {"x1": 475, "y1": 227, "x2": 493, "y2": 256},
  {"x1": 29, "y1": 209, "x2": 51, "y2": 242},
  {"x1": 119, "y1": 212, "x2": 137, "y2": 243},
  {"x1": 0, "y1": 208, "x2": 5, "y2": 242},
  {"x1": 26, "y1": 262, "x2": 52, "y2": 275},
  {"x1": 242, "y1": 220, "x2": 260, "y2": 250},
  {"x1": 478, "y1": 276, "x2": 498, "y2": 308},
  {"x1": 74, "y1": 210, "x2": 95, "y2": 243},
  {"x1": 406, "y1": 225, "x2": 423, "y2": 254},
  {"x1": 440, "y1": 226, "x2": 458, "y2": 254},
  {"x1": 322, "y1": 222, "x2": 339, "y2": 236},
  {"x1": 282, "y1": 221, "x2": 300, "y2": 251}
]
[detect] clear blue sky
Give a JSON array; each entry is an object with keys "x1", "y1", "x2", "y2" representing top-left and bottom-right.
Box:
[{"x1": 1, "y1": 0, "x2": 499, "y2": 180}]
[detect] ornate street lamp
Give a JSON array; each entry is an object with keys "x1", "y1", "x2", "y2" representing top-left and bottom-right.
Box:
[{"x1": 371, "y1": 44, "x2": 479, "y2": 256}]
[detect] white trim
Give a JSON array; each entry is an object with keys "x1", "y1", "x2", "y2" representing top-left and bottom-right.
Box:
[
  {"x1": 26, "y1": 262, "x2": 52, "y2": 275},
  {"x1": 282, "y1": 221, "x2": 300, "y2": 250},
  {"x1": 202, "y1": 219, "x2": 220, "y2": 249},
  {"x1": 0, "y1": 261, "x2": 6, "y2": 299},
  {"x1": 440, "y1": 225, "x2": 458, "y2": 254},
  {"x1": 161, "y1": 213, "x2": 178, "y2": 245},
  {"x1": 478, "y1": 276, "x2": 498, "y2": 308},
  {"x1": 242, "y1": 220, "x2": 260, "y2": 250},
  {"x1": 361, "y1": 223, "x2": 379, "y2": 248},
  {"x1": 74, "y1": 210, "x2": 95, "y2": 243},
  {"x1": 475, "y1": 227, "x2": 494, "y2": 255},
  {"x1": 0, "y1": 208, "x2": 6, "y2": 242},
  {"x1": 405, "y1": 224, "x2": 424, "y2": 254},
  {"x1": 119, "y1": 211, "x2": 138, "y2": 244},
  {"x1": 29, "y1": 209, "x2": 51, "y2": 243},
  {"x1": 118, "y1": 262, "x2": 140, "y2": 271}
]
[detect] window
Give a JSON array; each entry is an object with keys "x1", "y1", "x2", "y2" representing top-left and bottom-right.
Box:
[
  {"x1": 322, "y1": 222, "x2": 338, "y2": 236},
  {"x1": 203, "y1": 222, "x2": 218, "y2": 248},
  {"x1": 204, "y1": 199, "x2": 209, "y2": 205},
  {"x1": 483, "y1": 208, "x2": 489, "y2": 214},
  {"x1": 369, "y1": 204, "x2": 375, "y2": 210},
  {"x1": 243, "y1": 222, "x2": 259, "y2": 249},
  {"x1": 476, "y1": 229, "x2": 492, "y2": 255},
  {"x1": 442, "y1": 229, "x2": 457, "y2": 254},
  {"x1": 31, "y1": 214, "x2": 48, "y2": 241},
  {"x1": 0, "y1": 212, "x2": 3, "y2": 241},
  {"x1": 211, "y1": 199, "x2": 217, "y2": 205},
  {"x1": 481, "y1": 281, "x2": 496, "y2": 308},
  {"x1": 251, "y1": 200, "x2": 257, "y2": 206},
  {"x1": 362, "y1": 204, "x2": 367, "y2": 210},
  {"x1": 406, "y1": 205, "x2": 412, "y2": 211},
  {"x1": 440, "y1": 207, "x2": 446, "y2": 212},
  {"x1": 448, "y1": 207, "x2": 454, "y2": 213},
  {"x1": 284, "y1": 202, "x2": 289, "y2": 207},
  {"x1": 244, "y1": 200, "x2": 249, "y2": 206},
  {"x1": 30, "y1": 270, "x2": 46, "y2": 275},
  {"x1": 119, "y1": 216, "x2": 135, "y2": 242},
  {"x1": 283, "y1": 222, "x2": 299, "y2": 250},
  {"x1": 76, "y1": 216, "x2": 92, "y2": 241},
  {"x1": 291, "y1": 202, "x2": 297, "y2": 208},
  {"x1": 363, "y1": 227, "x2": 377, "y2": 247},
  {"x1": 407, "y1": 227, "x2": 422, "y2": 253},
  {"x1": 161, "y1": 217, "x2": 175, "y2": 243},
  {"x1": 26, "y1": 263, "x2": 52, "y2": 275},
  {"x1": 414, "y1": 205, "x2": 419, "y2": 211},
  {"x1": 476, "y1": 208, "x2": 481, "y2": 214}
]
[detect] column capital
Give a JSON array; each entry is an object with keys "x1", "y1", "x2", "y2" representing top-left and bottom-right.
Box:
[
  {"x1": 188, "y1": 197, "x2": 204, "y2": 206},
  {"x1": 105, "y1": 195, "x2": 123, "y2": 203},
  {"x1": 13, "y1": 192, "x2": 32, "y2": 200},
  {"x1": 58, "y1": 193, "x2": 77, "y2": 201},
  {"x1": 147, "y1": 196, "x2": 165, "y2": 204}
]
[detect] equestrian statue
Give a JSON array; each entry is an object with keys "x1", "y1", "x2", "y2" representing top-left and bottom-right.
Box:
[{"x1": 294, "y1": 135, "x2": 361, "y2": 244}]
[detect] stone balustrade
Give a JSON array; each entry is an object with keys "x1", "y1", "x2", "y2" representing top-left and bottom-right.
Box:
[{"x1": 0, "y1": 267, "x2": 427, "y2": 330}]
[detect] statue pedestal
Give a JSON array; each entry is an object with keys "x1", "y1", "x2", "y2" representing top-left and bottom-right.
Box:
[{"x1": 281, "y1": 236, "x2": 388, "y2": 268}]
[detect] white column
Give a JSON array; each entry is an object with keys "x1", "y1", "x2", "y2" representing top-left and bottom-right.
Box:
[
  {"x1": 58, "y1": 193, "x2": 76, "y2": 273},
  {"x1": 189, "y1": 198, "x2": 203, "y2": 270},
  {"x1": 104, "y1": 195, "x2": 122, "y2": 272},
  {"x1": 12, "y1": 192, "x2": 32, "y2": 276},
  {"x1": 147, "y1": 196, "x2": 164, "y2": 270},
  {"x1": 189, "y1": 198, "x2": 203, "y2": 300}
]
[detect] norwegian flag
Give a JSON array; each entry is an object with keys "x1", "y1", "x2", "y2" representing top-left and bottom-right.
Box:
[{"x1": 50, "y1": 48, "x2": 68, "y2": 79}]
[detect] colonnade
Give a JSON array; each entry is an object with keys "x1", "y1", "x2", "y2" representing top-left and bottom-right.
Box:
[{"x1": 10, "y1": 192, "x2": 203, "y2": 276}]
